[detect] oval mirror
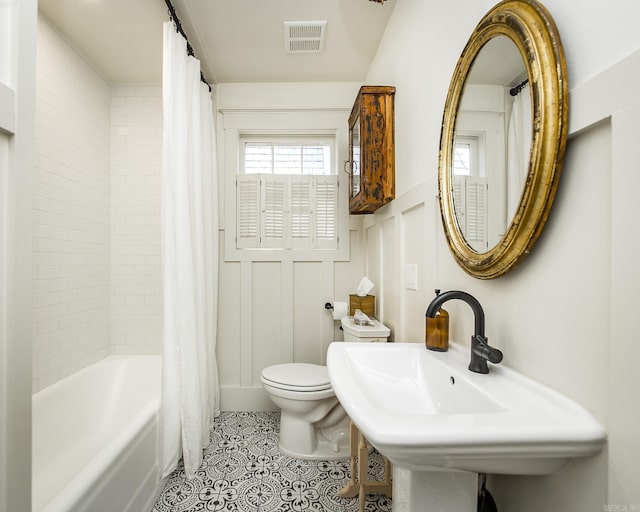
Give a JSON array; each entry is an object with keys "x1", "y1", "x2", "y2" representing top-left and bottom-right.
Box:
[{"x1": 438, "y1": 0, "x2": 568, "y2": 279}]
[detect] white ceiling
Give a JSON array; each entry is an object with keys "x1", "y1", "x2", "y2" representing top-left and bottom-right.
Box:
[
  {"x1": 38, "y1": 0, "x2": 168, "y2": 83},
  {"x1": 38, "y1": 0, "x2": 397, "y2": 85},
  {"x1": 468, "y1": 35, "x2": 526, "y2": 87}
]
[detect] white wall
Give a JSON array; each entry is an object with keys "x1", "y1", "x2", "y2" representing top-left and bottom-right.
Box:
[{"x1": 363, "y1": 0, "x2": 640, "y2": 509}]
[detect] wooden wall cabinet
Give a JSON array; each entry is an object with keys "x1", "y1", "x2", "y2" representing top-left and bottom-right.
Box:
[{"x1": 348, "y1": 86, "x2": 395, "y2": 214}]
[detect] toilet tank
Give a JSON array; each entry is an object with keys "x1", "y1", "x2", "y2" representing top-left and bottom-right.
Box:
[{"x1": 341, "y1": 316, "x2": 390, "y2": 342}]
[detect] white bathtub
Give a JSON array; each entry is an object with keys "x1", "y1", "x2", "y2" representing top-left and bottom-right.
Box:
[{"x1": 32, "y1": 356, "x2": 163, "y2": 512}]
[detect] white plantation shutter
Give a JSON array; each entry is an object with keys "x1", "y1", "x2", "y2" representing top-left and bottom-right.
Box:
[
  {"x1": 452, "y1": 175, "x2": 488, "y2": 252},
  {"x1": 236, "y1": 136, "x2": 338, "y2": 251},
  {"x1": 236, "y1": 174, "x2": 338, "y2": 250},
  {"x1": 465, "y1": 176, "x2": 487, "y2": 249},
  {"x1": 262, "y1": 176, "x2": 286, "y2": 248},
  {"x1": 315, "y1": 176, "x2": 338, "y2": 249},
  {"x1": 237, "y1": 175, "x2": 260, "y2": 248},
  {"x1": 453, "y1": 176, "x2": 465, "y2": 232},
  {"x1": 290, "y1": 176, "x2": 312, "y2": 250}
]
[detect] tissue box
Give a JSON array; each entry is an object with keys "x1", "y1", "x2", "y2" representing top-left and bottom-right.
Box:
[{"x1": 349, "y1": 294, "x2": 375, "y2": 317}]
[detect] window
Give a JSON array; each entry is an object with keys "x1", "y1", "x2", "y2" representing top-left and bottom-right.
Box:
[
  {"x1": 243, "y1": 140, "x2": 332, "y2": 175},
  {"x1": 453, "y1": 134, "x2": 488, "y2": 251},
  {"x1": 236, "y1": 136, "x2": 338, "y2": 250},
  {"x1": 453, "y1": 136, "x2": 481, "y2": 177}
]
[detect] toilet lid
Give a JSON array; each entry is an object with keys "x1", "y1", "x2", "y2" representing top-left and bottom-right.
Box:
[{"x1": 261, "y1": 363, "x2": 332, "y2": 392}]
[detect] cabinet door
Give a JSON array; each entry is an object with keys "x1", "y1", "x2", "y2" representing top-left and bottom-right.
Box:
[{"x1": 348, "y1": 86, "x2": 395, "y2": 214}]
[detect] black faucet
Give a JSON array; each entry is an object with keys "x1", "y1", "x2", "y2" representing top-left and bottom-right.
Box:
[{"x1": 425, "y1": 290, "x2": 503, "y2": 374}]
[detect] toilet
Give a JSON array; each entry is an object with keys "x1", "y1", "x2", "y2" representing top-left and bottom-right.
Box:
[{"x1": 260, "y1": 316, "x2": 390, "y2": 459}]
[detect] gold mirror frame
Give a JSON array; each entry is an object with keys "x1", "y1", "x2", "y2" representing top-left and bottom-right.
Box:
[{"x1": 438, "y1": 0, "x2": 568, "y2": 279}]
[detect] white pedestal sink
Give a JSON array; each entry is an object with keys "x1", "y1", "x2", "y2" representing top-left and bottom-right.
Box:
[{"x1": 327, "y1": 342, "x2": 606, "y2": 511}]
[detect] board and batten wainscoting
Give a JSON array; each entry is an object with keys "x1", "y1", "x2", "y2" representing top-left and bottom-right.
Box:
[{"x1": 216, "y1": 83, "x2": 369, "y2": 411}]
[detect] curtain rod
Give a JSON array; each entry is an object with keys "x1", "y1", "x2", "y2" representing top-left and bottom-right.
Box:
[
  {"x1": 509, "y1": 78, "x2": 528, "y2": 97},
  {"x1": 163, "y1": 0, "x2": 212, "y2": 92}
]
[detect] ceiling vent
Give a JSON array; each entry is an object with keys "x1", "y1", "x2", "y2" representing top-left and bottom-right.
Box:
[{"x1": 284, "y1": 21, "x2": 328, "y2": 53}]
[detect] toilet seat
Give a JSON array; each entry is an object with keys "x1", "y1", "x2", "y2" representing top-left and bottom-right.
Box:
[{"x1": 261, "y1": 363, "x2": 332, "y2": 392}]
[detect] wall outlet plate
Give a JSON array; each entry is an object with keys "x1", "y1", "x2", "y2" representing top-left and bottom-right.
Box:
[{"x1": 404, "y1": 264, "x2": 418, "y2": 291}]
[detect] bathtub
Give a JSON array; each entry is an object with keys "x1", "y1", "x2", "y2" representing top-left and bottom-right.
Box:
[{"x1": 32, "y1": 355, "x2": 163, "y2": 512}]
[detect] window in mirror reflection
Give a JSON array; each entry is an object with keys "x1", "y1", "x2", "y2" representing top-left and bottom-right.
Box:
[
  {"x1": 448, "y1": 35, "x2": 524, "y2": 254},
  {"x1": 453, "y1": 136, "x2": 488, "y2": 252},
  {"x1": 453, "y1": 141, "x2": 471, "y2": 176}
]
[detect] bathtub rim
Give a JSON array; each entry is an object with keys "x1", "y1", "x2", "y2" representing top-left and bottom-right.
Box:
[{"x1": 32, "y1": 355, "x2": 162, "y2": 512}]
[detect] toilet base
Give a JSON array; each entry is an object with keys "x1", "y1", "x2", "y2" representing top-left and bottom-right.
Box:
[
  {"x1": 278, "y1": 410, "x2": 351, "y2": 460},
  {"x1": 278, "y1": 437, "x2": 351, "y2": 460}
]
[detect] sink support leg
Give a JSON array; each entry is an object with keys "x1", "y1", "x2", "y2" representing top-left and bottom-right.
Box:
[{"x1": 339, "y1": 421, "x2": 392, "y2": 511}]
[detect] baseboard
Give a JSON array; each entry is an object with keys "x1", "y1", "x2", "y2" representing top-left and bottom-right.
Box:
[{"x1": 220, "y1": 385, "x2": 278, "y2": 411}]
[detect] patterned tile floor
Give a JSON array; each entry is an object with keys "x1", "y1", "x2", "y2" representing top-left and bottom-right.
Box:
[{"x1": 153, "y1": 411, "x2": 393, "y2": 512}]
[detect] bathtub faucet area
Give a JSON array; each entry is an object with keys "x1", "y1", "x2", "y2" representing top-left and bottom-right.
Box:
[{"x1": 425, "y1": 290, "x2": 503, "y2": 374}]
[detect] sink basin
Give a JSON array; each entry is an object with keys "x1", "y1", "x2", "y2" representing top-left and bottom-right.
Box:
[{"x1": 327, "y1": 342, "x2": 606, "y2": 475}]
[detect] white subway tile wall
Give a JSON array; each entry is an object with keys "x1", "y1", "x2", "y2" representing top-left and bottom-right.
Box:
[
  {"x1": 33, "y1": 17, "x2": 164, "y2": 392},
  {"x1": 110, "y1": 85, "x2": 163, "y2": 356},
  {"x1": 33, "y1": 17, "x2": 111, "y2": 391}
]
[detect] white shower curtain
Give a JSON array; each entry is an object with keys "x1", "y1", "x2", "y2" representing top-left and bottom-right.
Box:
[
  {"x1": 158, "y1": 21, "x2": 220, "y2": 480},
  {"x1": 506, "y1": 85, "x2": 532, "y2": 222}
]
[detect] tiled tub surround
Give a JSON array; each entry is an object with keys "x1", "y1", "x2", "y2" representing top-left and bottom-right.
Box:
[
  {"x1": 110, "y1": 85, "x2": 163, "y2": 357},
  {"x1": 34, "y1": 14, "x2": 164, "y2": 392},
  {"x1": 34, "y1": 15, "x2": 111, "y2": 391},
  {"x1": 32, "y1": 356, "x2": 162, "y2": 512},
  {"x1": 154, "y1": 412, "x2": 393, "y2": 512}
]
